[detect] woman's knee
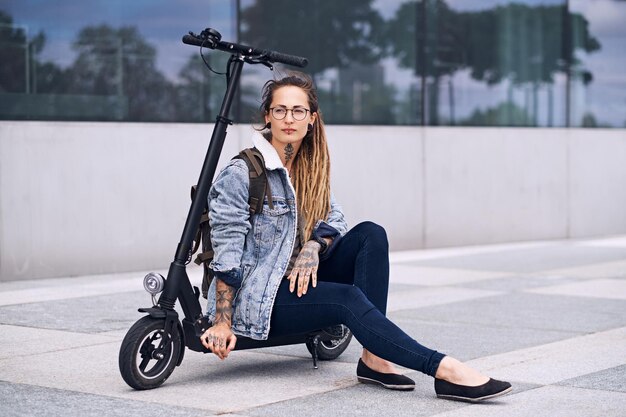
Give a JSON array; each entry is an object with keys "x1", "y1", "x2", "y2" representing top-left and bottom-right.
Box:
[{"x1": 354, "y1": 221, "x2": 388, "y2": 248}]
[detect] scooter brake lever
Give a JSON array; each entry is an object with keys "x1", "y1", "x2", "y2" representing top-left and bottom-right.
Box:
[{"x1": 243, "y1": 55, "x2": 273, "y2": 70}]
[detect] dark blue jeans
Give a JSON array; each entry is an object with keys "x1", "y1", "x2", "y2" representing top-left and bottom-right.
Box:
[{"x1": 269, "y1": 221, "x2": 445, "y2": 377}]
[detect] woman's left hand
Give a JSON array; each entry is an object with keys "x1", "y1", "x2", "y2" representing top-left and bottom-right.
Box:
[{"x1": 287, "y1": 240, "x2": 321, "y2": 297}]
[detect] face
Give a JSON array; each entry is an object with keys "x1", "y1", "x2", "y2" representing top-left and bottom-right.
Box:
[{"x1": 265, "y1": 86, "x2": 317, "y2": 146}]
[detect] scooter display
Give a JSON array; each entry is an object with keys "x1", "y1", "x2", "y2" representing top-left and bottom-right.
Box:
[{"x1": 118, "y1": 28, "x2": 353, "y2": 391}]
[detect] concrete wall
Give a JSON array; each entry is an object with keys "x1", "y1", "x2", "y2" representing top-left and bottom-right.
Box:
[{"x1": 1, "y1": 121, "x2": 625, "y2": 281}]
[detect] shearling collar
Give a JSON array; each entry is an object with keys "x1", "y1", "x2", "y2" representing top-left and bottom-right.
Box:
[{"x1": 252, "y1": 132, "x2": 285, "y2": 171}]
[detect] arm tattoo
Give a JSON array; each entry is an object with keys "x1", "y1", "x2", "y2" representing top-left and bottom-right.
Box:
[
  {"x1": 284, "y1": 143, "x2": 295, "y2": 163},
  {"x1": 215, "y1": 279, "x2": 235, "y2": 326}
]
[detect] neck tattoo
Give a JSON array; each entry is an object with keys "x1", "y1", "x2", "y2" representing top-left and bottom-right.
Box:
[{"x1": 284, "y1": 143, "x2": 294, "y2": 164}]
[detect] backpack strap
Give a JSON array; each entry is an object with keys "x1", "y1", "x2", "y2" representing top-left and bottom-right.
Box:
[
  {"x1": 194, "y1": 248, "x2": 214, "y2": 265},
  {"x1": 236, "y1": 147, "x2": 272, "y2": 214}
]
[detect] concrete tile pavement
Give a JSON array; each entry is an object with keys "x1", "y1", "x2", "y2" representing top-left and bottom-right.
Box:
[{"x1": 1, "y1": 236, "x2": 625, "y2": 416}]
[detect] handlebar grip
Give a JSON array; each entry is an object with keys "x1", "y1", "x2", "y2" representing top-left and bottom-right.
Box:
[
  {"x1": 182, "y1": 34, "x2": 204, "y2": 47},
  {"x1": 262, "y1": 50, "x2": 308, "y2": 68}
]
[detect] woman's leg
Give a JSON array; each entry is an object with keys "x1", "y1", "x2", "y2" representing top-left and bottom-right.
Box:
[
  {"x1": 270, "y1": 278, "x2": 494, "y2": 389},
  {"x1": 316, "y1": 221, "x2": 399, "y2": 373},
  {"x1": 317, "y1": 221, "x2": 390, "y2": 315},
  {"x1": 270, "y1": 221, "x2": 509, "y2": 397},
  {"x1": 270, "y1": 222, "x2": 498, "y2": 386},
  {"x1": 269, "y1": 277, "x2": 445, "y2": 377}
]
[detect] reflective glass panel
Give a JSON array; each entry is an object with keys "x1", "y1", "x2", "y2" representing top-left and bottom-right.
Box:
[
  {"x1": 569, "y1": 0, "x2": 626, "y2": 127},
  {"x1": 0, "y1": 0, "x2": 623, "y2": 127},
  {"x1": 0, "y1": 0, "x2": 232, "y2": 122}
]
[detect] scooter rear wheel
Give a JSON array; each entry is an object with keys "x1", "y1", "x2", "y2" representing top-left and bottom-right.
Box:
[
  {"x1": 306, "y1": 325, "x2": 353, "y2": 360},
  {"x1": 119, "y1": 316, "x2": 182, "y2": 390}
]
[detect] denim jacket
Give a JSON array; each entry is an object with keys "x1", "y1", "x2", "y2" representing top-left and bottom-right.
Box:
[{"x1": 205, "y1": 132, "x2": 348, "y2": 340}]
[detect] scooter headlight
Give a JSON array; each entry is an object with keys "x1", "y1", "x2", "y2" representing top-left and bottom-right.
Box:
[{"x1": 143, "y1": 272, "x2": 165, "y2": 295}]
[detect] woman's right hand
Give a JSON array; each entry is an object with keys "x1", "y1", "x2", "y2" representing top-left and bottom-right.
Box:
[
  {"x1": 202, "y1": 278, "x2": 237, "y2": 359},
  {"x1": 200, "y1": 323, "x2": 237, "y2": 360}
]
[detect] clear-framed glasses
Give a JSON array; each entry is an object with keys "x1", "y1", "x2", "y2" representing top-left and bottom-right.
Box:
[{"x1": 270, "y1": 107, "x2": 310, "y2": 121}]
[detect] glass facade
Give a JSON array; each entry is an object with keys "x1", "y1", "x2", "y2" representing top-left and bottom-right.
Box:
[{"x1": 1, "y1": 0, "x2": 624, "y2": 127}]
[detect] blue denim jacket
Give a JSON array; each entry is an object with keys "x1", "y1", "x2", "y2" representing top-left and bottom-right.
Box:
[{"x1": 206, "y1": 132, "x2": 348, "y2": 340}]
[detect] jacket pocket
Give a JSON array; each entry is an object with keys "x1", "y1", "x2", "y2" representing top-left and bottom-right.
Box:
[
  {"x1": 254, "y1": 200, "x2": 290, "y2": 250},
  {"x1": 261, "y1": 201, "x2": 290, "y2": 216}
]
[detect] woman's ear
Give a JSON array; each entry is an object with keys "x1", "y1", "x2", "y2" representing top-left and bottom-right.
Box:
[{"x1": 310, "y1": 112, "x2": 317, "y2": 126}]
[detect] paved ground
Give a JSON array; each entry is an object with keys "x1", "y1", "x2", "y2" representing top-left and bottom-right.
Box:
[{"x1": 1, "y1": 236, "x2": 626, "y2": 416}]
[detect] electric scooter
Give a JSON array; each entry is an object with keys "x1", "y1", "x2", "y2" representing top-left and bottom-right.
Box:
[{"x1": 118, "y1": 28, "x2": 353, "y2": 390}]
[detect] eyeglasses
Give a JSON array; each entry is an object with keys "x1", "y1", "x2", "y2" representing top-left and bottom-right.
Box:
[{"x1": 269, "y1": 107, "x2": 310, "y2": 121}]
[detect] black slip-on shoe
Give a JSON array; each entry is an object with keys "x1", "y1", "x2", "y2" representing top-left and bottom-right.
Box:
[
  {"x1": 356, "y1": 358, "x2": 415, "y2": 391},
  {"x1": 434, "y1": 378, "x2": 512, "y2": 403}
]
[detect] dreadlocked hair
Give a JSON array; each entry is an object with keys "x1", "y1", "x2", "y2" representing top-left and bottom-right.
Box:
[{"x1": 258, "y1": 72, "x2": 331, "y2": 242}]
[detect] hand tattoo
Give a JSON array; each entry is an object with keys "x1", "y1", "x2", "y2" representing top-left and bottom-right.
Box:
[
  {"x1": 295, "y1": 241, "x2": 320, "y2": 269},
  {"x1": 284, "y1": 143, "x2": 294, "y2": 163},
  {"x1": 290, "y1": 241, "x2": 321, "y2": 296},
  {"x1": 215, "y1": 280, "x2": 234, "y2": 326},
  {"x1": 298, "y1": 247, "x2": 317, "y2": 268}
]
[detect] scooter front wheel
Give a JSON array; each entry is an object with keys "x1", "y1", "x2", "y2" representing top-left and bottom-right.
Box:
[{"x1": 119, "y1": 316, "x2": 182, "y2": 390}]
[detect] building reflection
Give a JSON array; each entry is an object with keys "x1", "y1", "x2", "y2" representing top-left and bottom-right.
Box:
[{"x1": 0, "y1": 0, "x2": 624, "y2": 128}]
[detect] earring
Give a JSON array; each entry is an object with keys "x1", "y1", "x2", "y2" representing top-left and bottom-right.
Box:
[
  {"x1": 264, "y1": 122, "x2": 271, "y2": 130},
  {"x1": 307, "y1": 123, "x2": 313, "y2": 132}
]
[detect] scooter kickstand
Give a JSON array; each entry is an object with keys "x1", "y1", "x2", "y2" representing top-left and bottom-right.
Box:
[{"x1": 311, "y1": 335, "x2": 320, "y2": 369}]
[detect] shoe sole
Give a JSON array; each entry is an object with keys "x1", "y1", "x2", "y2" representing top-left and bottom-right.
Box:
[
  {"x1": 357, "y1": 376, "x2": 415, "y2": 391},
  {"x1": 436, "y1": 386, "x2": 513, "y2": 403}
]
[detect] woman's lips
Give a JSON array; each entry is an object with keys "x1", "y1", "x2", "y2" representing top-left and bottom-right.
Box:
[{"x1": 282, "y1": 129, "x2": 296, "y2": 134}]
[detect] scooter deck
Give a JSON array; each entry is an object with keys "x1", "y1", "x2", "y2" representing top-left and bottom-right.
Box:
[{"x1": 182, "y1": 317, "x2": 335, "y2": 353}]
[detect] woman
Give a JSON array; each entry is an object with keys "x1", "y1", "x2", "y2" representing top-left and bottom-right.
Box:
[{"x1": 200, "y1": 72, "x2": 512, "y2": 403}]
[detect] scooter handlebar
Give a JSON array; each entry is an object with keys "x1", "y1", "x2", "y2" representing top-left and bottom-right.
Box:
[{"x1": 182, "y1": 33, "x2": 308, "y2": 68}]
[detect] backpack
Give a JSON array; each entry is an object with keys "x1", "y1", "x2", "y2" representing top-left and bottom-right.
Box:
[{"x1": 190, "y1": 147, "x2": 273, "y2": 298}]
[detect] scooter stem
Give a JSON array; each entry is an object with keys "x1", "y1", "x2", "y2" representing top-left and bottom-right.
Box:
[{"x1": 158, "y1": 56, "x2": 245, "y2": 316}]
